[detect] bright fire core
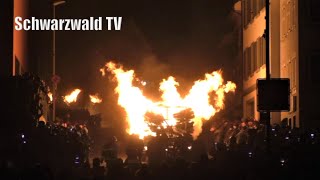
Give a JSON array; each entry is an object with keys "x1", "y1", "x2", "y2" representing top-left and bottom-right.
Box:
[{"x1": 101, "y1": 62, "x2": 236, "y2": 139}]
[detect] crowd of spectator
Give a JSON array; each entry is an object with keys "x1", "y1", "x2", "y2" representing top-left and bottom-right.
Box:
[
  {"x1": 0, "y1": 120, "x2": 91, "y2": 180},
  {"x1": 2, "y1": 118, "x2": 320, "y2": 179}
]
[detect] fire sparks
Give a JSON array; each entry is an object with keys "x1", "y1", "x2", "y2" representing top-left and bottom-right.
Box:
[
  {"x1": 90, "y1": 94, "x2": 102, "y2": 104},
  {"x1": 101, "y1": 61, "x2": 236, "y2": 139},
  {"x1": 63, "y1": 89, "x2": 81, "y2": 105}
]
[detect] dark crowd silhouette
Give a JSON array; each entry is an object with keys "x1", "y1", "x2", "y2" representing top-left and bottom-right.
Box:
[{"x1": 2, "y1": 119, "x2": 320, "y2": 180}]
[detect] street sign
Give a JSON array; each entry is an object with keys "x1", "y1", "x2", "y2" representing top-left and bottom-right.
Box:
[{"x1": 257, "y1": 78, "x2": 290, "y2": 112}]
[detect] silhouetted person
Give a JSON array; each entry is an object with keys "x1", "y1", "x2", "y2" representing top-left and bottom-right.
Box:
[{"x1": 92, "y1": 158, "x2": 105, "y2": 180}]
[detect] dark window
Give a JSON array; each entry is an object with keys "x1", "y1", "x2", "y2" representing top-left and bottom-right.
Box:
[
  {"x1": 247, "y1": 100, "x2": 255, "y2": 118},
  {"x1": 245, "y1": 48, "x2": 250, "y2": 79},
  {"x1": 293, "y1": 96, "x2": 297, "y2": 112},
  {"x1": 241, "y1": 0, "x2": 248, "y2": 27},
  {"x1": 262, "y1": 37, "x2": 266, "y2": 65},
  {"x1": 251, "y1": 45, "x2": 255, "y2": 74},
  {"x1": 245, "y1": 48, "x2": 251, "y2": 78},
  {"x1": 257, "y1": 0, "x2": 261, "y2": 13},
  {"x1": 310, "y1": 0, "x2": 320, "y2": 21},
  {"x1": 257, "y1": 38, "x2": 261, "y2": 68},
  {"x1": 252, "y1": 0, "x2": 257, "y2": 17},
  {"x1": 311, "y1": 54, "x2": 320, "y2": 83},
  {"x1": 247, "y1": 0, "x2": 251, "y2": 24},
  {"x1": 253, "y1": 41, "x2": 257, "y2": 72},
  {"x1": 248, "y1": 47, "x2": 252, "y2": 76},
  {"x1": 244, "y1": 0, "x2": 265, "y2": 27},
  {"x1": 259, "y1": 0, "x2": 266, "y2": 12},
  {"x1": 244, "y1": 49, "x2": 247, "y2": 78},
  {"x1": 259, "y1": 37, "x2": 264, "y2": 68}
]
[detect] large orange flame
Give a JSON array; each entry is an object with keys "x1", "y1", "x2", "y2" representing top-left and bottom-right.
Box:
[
  {"x1": 101, "y1": 61, "x2": 236, "y2": 139},
  {"x1": 63, "y1": 89, "x2": 81, "y2": 105}
]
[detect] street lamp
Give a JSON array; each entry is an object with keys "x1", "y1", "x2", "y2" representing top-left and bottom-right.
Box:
[{"x1": 52, "y1": 0, "x2": 65, "y2": 122}]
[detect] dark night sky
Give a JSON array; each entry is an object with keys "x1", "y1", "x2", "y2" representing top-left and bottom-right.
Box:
[{"x1": 54, "y1": 0, "x2": 236, "y2": 91}]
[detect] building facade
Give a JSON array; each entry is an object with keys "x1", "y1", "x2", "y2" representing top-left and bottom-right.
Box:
[
  {"x1": 242, "y1": 0, "x2": 281, "y2": 124},
  {"x1": 280, "y1": 0, "x2": 320, "y2": 128},
  {"x1": 242, "y1": 0, "x2": 320, "y2": 128}
]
